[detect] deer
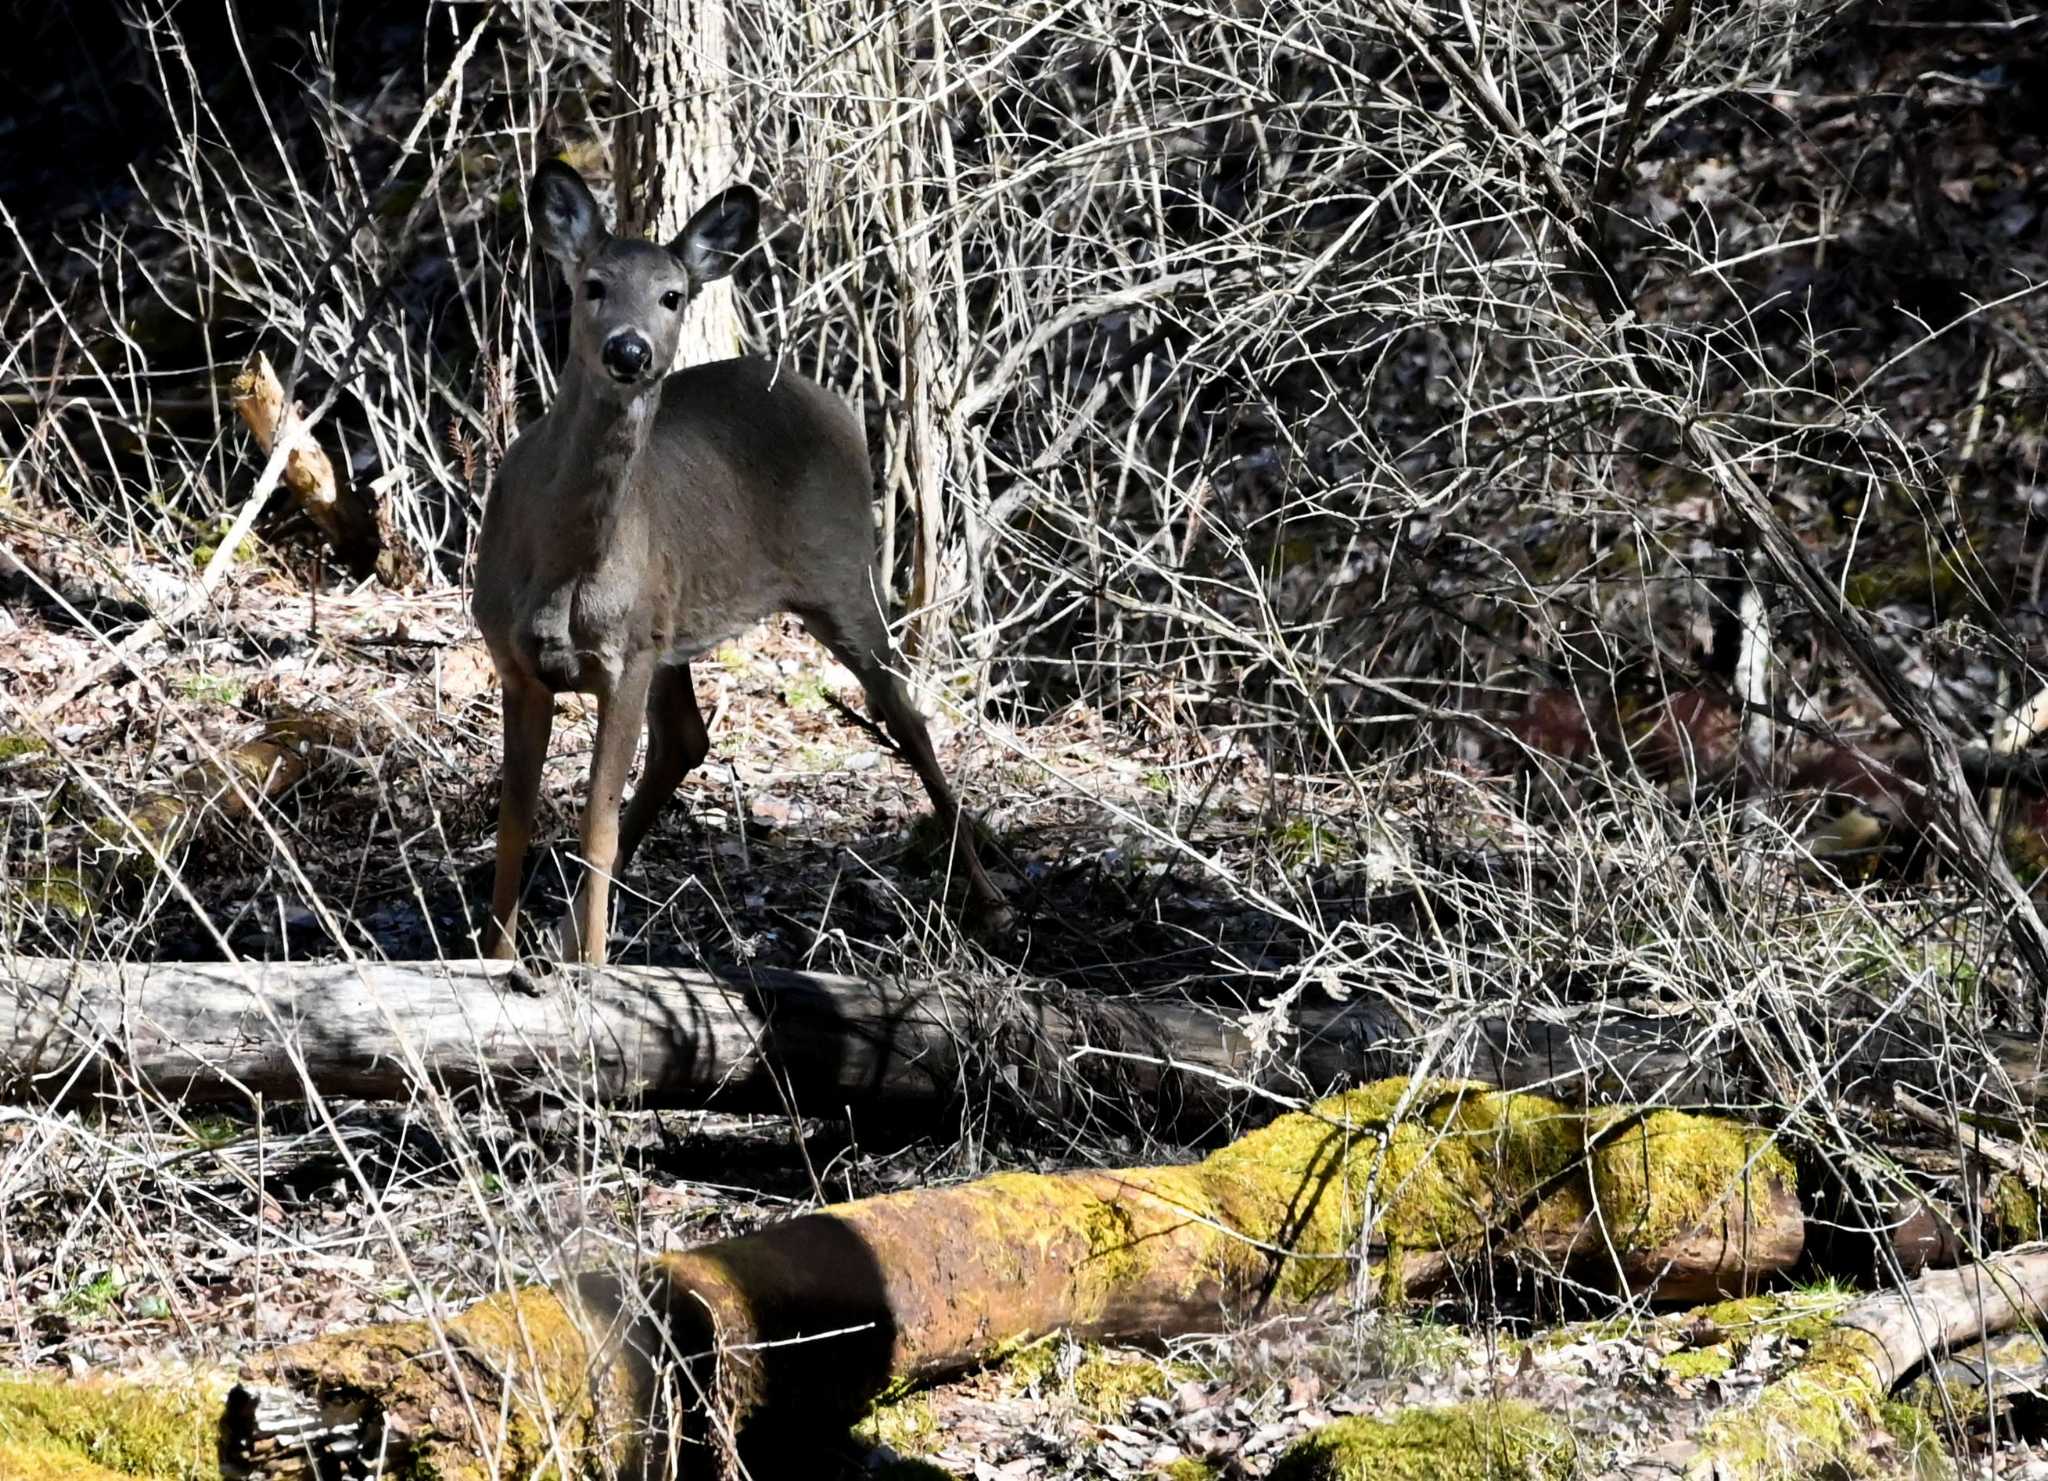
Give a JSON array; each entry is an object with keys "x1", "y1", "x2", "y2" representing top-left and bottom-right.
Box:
[{"x1": 472, "y1": 160, "x2": 1007, "y2": 965}]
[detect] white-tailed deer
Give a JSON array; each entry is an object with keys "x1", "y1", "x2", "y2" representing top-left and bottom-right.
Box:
[{"x1": 473, "y1": 161, "x2": 1006, "y2": 964}]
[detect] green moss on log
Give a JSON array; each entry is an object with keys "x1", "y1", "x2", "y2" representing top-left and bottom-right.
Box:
[
  {"x1": 1268, "y1": 1401, "x2": 1580, "y2": 1480},
  {"x1": 1687, "y1": 1326, "x2": 1924, "y2": 1480},
  {"x1": 5, "y1": 866, "x2": 96, "y2": 925},
  {"x1": 1201, "y1": 1081, "x2": 1587, "y2": 1303},
  {"x1": 1686, "y1": 1289, "x2": 1855, "y2": 1347},
  {"x1": 0, "y1": 1371, "x2": 226, "y2": 1479},
  {"x1": 236, "y1": 1286, "x2": 611, "y2": 1481},
  {"x1": 1988, "y1": 1174, "x2": 2042, "y2": 1244},
  {"x1": 1587, "y1": 1109, "x2": 1794, "y2": 1249}
]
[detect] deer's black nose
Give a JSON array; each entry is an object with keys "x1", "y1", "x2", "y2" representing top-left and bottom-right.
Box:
[{"x1": 602, "y1": 333, "x2": 652, "y2": 382}]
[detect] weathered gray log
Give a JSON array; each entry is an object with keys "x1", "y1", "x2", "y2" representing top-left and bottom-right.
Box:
[
  {"x1": 1, "y1": 955, "x2": 2043, "y2": 1119},
  {"x1": 1, "y1": 956, "x2": 1336, "y2": 1120}
]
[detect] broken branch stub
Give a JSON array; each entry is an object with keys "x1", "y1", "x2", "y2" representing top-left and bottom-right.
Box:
[{"x1": 229, "y1": 352, "x2": 408, "y2": 585}]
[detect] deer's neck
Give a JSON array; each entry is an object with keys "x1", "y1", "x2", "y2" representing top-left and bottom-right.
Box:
[{"x1": 552, "y1": 373, "x2": 658, "y2": 527}]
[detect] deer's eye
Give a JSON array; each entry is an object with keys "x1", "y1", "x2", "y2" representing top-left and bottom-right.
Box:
[
  {"x1": 584, "y1": 280, "x2": 606, "y2": 302},
  {"x1": 660, "y1": 290, "x2": 684, "y2": 312}
]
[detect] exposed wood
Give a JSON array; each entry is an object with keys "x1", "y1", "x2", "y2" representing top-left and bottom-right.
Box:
[
  {"x1": 1987, "y1": 680, "x2": 2048, "y2": 834},
  {"x1": 220, "y1": 1083, "x2": 1801, "y2": 1479},
  {"x1": 1893, "y1": 1083, "x2": 2048, "y2": 1193},
  {"x1": 229, "y1": 353, "x2": 401, "y2": 584},
  {"x1": 0, "y1": 955, "x2": 1326, "y2": 1123},
  {"x1": 1735, "y1": 569, "x2": 1774, "y2": 825},
  {"x1": 6, "y1": 956, "x2": 2048, "y2": 1123}
]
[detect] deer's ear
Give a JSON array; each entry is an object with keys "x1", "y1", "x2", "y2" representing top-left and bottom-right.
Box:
[
  {"x1": 531, "y1": 162, "x2": 606, "y2": 269},
  {"x1": 671, "y1": 185, "x2": 758, "y2": 285}
]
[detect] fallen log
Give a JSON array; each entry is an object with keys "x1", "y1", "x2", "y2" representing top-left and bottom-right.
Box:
[
  {"x1": 220, "y1": 1081, "x2": 1801, "y2": 1479},
  {"x1": 0, "y1": 954, "x2": 1343, "y2": 1124},
  {"x1": 1682, "y1": 1245, "x2": 2048, "y2": 1479},
  {"x1": 4, "y1": 731, "x2": 314, "y2": 933},
  {"x1": 5, "y1": 955, "x2": 2048, "y2": 1123}
]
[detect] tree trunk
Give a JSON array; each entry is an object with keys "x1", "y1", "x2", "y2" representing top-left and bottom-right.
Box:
[
  {"x1": 219, "y1": 1082, "x2": 1802, "y2": 1480},
  {"x1": 611, "y1": 0, "x2": 742, "y2": 366}
]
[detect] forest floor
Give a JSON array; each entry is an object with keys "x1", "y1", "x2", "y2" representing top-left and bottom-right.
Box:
[
  {"x1": 6, "y1": 2, "x2": 2048, "y2": 1477},
  {"x1": 0, "y1": 542, "x2": 2041, "y2": 1477}
]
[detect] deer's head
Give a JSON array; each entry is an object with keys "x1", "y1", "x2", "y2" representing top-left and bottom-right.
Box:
[{"x1": 529, "y1": 160, "x2": 758, "y2": 395}]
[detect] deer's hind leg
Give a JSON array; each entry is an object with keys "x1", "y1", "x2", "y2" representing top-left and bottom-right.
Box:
[{"x1": 796, "y1": 608, "x2": 1009, "y2": 924}]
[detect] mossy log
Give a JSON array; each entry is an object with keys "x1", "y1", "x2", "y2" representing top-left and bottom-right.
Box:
[
  {"x1": 3, "y1": 728, "x2": 315, "y2": 932},
  {"x1": 0, "y1": 1368, "x2": 229, "y2": 1480},
  {"x1": 10, "y1": 954, "x2": 2048, "y2": 1123},
  {"x1": 1683, "y1": 1247, "x2": 2048, "y2": 1479},
  {"x1": 220, "y1": 1081, "x2": 1800, "y2": 1479},
  {"x1": 99, "y1": 732, "x2": 310, "y2": 868},
  {"x1": 1269, "y1": 1400, "x2": 1576, "y2": 1480}
]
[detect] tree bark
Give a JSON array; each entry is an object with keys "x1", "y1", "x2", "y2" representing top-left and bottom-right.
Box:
[
  {"x1": 612, "y1": 0, "x2": 743, "y2": 366},
  {"x1": 5, "y1": 956, "x2": 2048, "y2": 1121},
  {"x1": 219, "y1": 1082, "x2": 1801, "y2": 1480}
]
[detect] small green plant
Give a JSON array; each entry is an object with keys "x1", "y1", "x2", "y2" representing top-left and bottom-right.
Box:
[
  {"x1": 0, "y1": 734, "x2": 50, "y2": 764},
  {"x1": 189, "y1": 517, "x2": 256, "y2": 571},
  {"x1": 184, "y1": 1114, "x2": 242, "y2": 1149},
  {"x1": 63, "y1": 1270, "x2": 125, "y2": 1316},
  {"x1": 1272, "y1": 816, "x2": 1351, "y2": 868},
  {"x1": 854, "y1": 1389, "x2": 940, "y2": 1456},
  {"x1": 174, "y1": 672, "x2": 246, "y2": 707},
  {"x1": 782, "y1": 671, "x2": 830, "y2": 711}
]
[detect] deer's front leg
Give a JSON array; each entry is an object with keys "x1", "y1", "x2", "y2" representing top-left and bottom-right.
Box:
[
  {"x1": 485, "y1": 674, "x2": 556, "y2": 961},
  {"x1": 562, "y1": 655, "x2": 655, "y2": 965}
]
